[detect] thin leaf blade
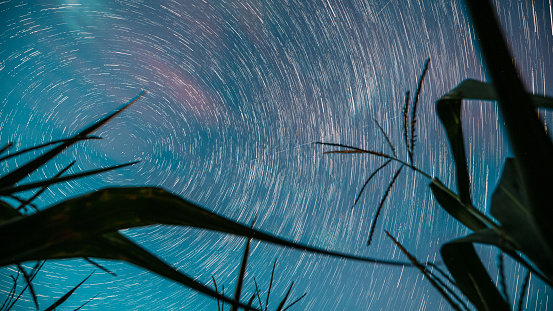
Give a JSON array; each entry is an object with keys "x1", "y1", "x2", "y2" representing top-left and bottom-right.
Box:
[{"x1": 0, "y1": 89, "x2": 146, "y2": 188}]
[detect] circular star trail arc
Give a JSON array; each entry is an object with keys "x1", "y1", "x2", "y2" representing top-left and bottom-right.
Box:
[{"x1": 1, "y1": 0, "x2": 552, "y2": 310}]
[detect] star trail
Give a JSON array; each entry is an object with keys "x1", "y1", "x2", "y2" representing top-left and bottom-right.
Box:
[{"x1": 1, "y1": 0, "x2": 552, "y2": 310}]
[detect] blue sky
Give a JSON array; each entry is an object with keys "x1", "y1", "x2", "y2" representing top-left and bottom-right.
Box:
[{"x1": 1, "y1": 0, "x2": 553, "y2": 310}]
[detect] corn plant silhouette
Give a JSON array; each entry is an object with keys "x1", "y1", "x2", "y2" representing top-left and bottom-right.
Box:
[{"x1": 318, "y1": 0, "x2": 553, "y2": 309}]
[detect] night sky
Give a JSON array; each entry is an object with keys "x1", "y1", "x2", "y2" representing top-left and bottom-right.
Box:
[{"x1": 1, "y1": 0, "x2": 553, "y2": 310}]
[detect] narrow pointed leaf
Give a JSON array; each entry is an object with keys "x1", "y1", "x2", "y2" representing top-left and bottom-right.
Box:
[
  {"x1": 373, "y1": 119, "x2": 396, "y2": 158},
  {"x1": 0, "y1": 187, "x2": 411, "y2": 267},
  {"x1": 275, "y1": 282, "x2": 294, "y2": 311},
  {"x1": 386, "y1": 231, "x2": 462, "y2": 311},
  {"x1": 368, "y1": 166, "x2": 403, "y2": 245},
  {"x1": 282, "y1": 293, "x2": 306, "y2": 311},
  {"x1": 231, "y1": 218, "x2": 256, "y2": 311},
  {"x1": 517, "y1": 271, "x2": 531, "y2": 311},
  {"x1": 0, "y1": 137, "x2": 100, "y2": 163},
  {"x1": 0, "y1": 161, "x2": 139, "y2": 196},
  {"x1": 212, "y1": 277, "x2": 221, "y2": 311},
  {"x1": 17, "y1": 264, "x2": 39, "y2": 310},
  {"x1": 73, "y1": 293, "x2": 99, "y2": 311},
  {"x1": 498, "y1": 252, "x2": 508, "y2": 304},
  {"x1": 43, "y1": 272, "x2": 93, "y2": 311},
  {"x1": 352, "y1": 159, "x2": 392, "y2": 209},
  {"x1": 17, "y1": 161, "x2": 76, "y2": 212},
  {"x1": 266, "y1": 259, "x2": 276, "y2": 311},
  {"x1": 6, "y1": 261, "x2": 45, "y2": 311},
  {"x1": 0, "y1": 142, "x2": 14, "y2": 155},
  {"x1": 441, "y1": 238, "x2": 509, "y2": 311},
  {"x1": 246, "y1": 294, "x2": 256, "y2": 308},
  {"x1": 0, "y1": 275, "x2": 18, "y2": 311},
  {"x1": 0, "y1": 89, "x2": 146, "y2": 188},
  {"x1": 83, "y1": 257, "x2": 116, "y2": 277}
]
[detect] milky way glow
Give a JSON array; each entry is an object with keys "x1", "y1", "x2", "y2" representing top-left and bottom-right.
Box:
[{"x1": 1, "y1": 0, "x2": 553, "y2": 310}]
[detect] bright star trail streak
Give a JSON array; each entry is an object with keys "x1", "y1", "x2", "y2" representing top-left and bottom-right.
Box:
[{"x1": 1, "y1": 0, "x2": 553, "y2": 310}]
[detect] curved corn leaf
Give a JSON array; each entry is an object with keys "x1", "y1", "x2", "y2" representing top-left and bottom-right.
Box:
[
  {"x1": 0, "y1": 187, "x2": 411, "y2": 268},
  {"x1": 0, "y1": 187, "x2": 412, "y2": 309},
  {"x1": 19, "y1": 231, "x2": 261, "y2": 311},
  {"x1": 451, "y1": 229, "x2": 551, "y2": 288},
  {"x1": 435, "y1": 79, "x2": 553, "y2": 208},
  {"x1": 441, "y1": 236, "x2": 509, "y2": 311},
  {"x1": 0, "y1": 89, "x2": 146, "y2": 189},
  {"x1": 465, "y1": 2, "x2": 553, "y2": 250},
  {"x1": 439, "y1": 79, "x2": 553, "y2": 107},
  {"x1": 490, "y1": 158, "x2": 553, "y2": 281},
  {"x1": 436, "y1": 97, "x2": 472, "y2": 205},
  {"x1": 429, "y1": 179, "x2": 552, "y2": 285},
  {"x1": 429, "y1": 178, "x2": 488, "y2": 231}
]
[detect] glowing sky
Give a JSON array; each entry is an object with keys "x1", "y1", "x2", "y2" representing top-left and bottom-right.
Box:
[{"x1": 1, "y1": 0, "x2": 552, "y2": 310}]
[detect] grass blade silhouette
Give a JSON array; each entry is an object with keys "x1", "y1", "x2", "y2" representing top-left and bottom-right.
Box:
[
  {"x1": 16, "y1": 161, "x2": 76, "y2": 213},
  {"x1": 386, "y1": 231, "x2": 462, "y2": 311},
  {"x1": 0, "y1": 137, "x2": 100, "y2": 163},
  {"x1": 373, "y1": 119, "x2": 397, "y2": 158},
  {"x1": 0, "y1": 275, "x2": 18, "y2": 311},
  {"x1": 282, "y1": 293, "x2": 306, "y2": 311},
  {"x1": 368, "y1": 166, "x2": 403, "y2": 245},
  {"x1": 43, "y1": 272, "x2": 94, "y2": 311},
  {"x1": 73, "y1": 293, "x2": 99, "y2": 311},
  {"x1": 0, "y1": 161, "x2": 139, "y2": 196},
  {"x1": 265, "y1": 259, "x2": 277, "y2": 311},
  {"x1": 231, "y1": 217, "x2": 256, "y2": 311},
  {"x1": 275, "y1": 282, "x2": 294, "y2": 311},
  {"x1": 352, "y1": 160, "x2": 392, "y2": 210},
  {"x1": 0, "y1": 143, "x2": 14, "y2": 156},
  {"x1": 0, "y1": 89, "x2": 146, "y2": 188},
  {"x1": 17, "y1": 264, "x2": 38, "y2": 309}
]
